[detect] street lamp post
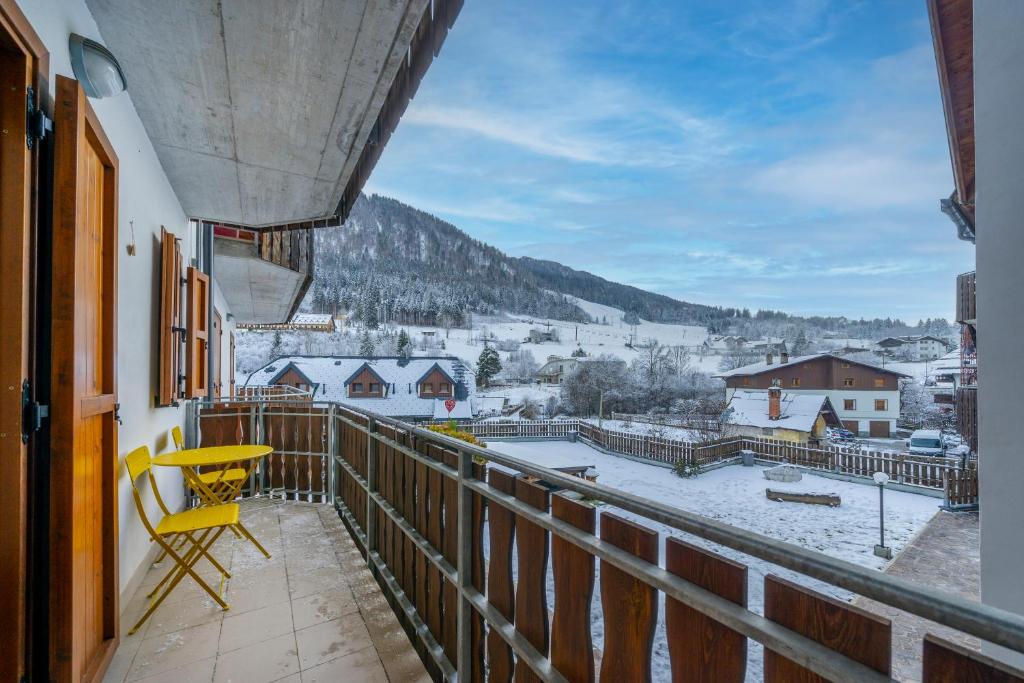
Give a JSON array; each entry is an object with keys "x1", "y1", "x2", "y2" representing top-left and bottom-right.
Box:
[{"x1": 873, "y1": 471, "x2": 893, "y2": 559}]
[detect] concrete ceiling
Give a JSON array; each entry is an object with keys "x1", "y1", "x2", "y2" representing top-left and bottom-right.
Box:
[{"x1": 87, "y1": 0, "x2": 429, "y2": 227}]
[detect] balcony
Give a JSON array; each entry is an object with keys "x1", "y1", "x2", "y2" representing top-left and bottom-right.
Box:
[
  {"x1": 106, "y1": 398, "x2": 1024, "y2": 682},
  {"x1": 956, "y1": 271, "x2": 976, "y2": 324},
  {"x1": 214, "y1": 225, "x2": 316, "y2": 324},
  {"x1": 958, "y1": 386, "x2": 979, "y2": 454}
]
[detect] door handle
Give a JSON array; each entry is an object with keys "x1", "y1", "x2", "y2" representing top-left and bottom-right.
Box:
[{"x1": 114, "y1": 402, "x2": 123, "y2": 426}]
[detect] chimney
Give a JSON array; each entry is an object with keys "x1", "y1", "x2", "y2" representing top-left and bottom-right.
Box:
[
  {"x1": 768, "y1": 380, "x2": 782, "y2": 420},
  {"x1": 780, "y1": 349, "x2": 789, "y2": 363},
  {"x1": 766, "y1": 351, "x2": 774, "y2": 365}
]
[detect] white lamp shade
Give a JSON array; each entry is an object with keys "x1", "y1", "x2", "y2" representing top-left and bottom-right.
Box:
[
  {"x1": 69, "y1": 34, "x2": 127, "y2": 98},
  {"x1": 873, "y1": 471, "x2": 890, "y2": 485}
]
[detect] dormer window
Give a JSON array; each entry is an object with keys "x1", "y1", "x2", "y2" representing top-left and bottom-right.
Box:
[
  {"x1": 352, "y1": 382, "x2": 363, "y2": 393},
  {"x1": 423, "y1": 383, "x2": 434, "y2": 395},
  {"x1": 438, "y1": 382, "x2": 450, "y2": 395},
  {"x1": 369, "y1": 383, "x2": 380, "y2": 393}
]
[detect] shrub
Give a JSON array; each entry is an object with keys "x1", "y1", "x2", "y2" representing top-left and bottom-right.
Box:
[{"x1": 673, "y1": 458, "x2": 700, "y2": 478}]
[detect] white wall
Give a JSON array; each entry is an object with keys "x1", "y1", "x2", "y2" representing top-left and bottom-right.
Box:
[
  {"x1": 975, "y1": 0, "x2": 1024, "y2": 667},
  {"x1": 212, "y1": 280, "x2": 238, "y2": 397},
  {"x1": 17, "y1": 0, "x2": 206, "y2": 596}
]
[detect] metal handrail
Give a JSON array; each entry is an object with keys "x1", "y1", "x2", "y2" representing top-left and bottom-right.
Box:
[{"x1": 350, "y1": 407, "x2": 1024, "y2": 657}]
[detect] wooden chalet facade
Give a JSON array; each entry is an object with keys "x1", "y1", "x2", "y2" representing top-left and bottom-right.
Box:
[{"x1": 718, "y1": 353, "x2": 908, "y2": 437}]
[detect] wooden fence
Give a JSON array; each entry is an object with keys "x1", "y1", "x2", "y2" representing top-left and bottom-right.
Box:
[{"x1": 455, "y1": 419, "x2": 978, "y2": 506}]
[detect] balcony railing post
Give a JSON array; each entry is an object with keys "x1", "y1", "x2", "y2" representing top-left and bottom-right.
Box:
[
  {"x1": 327, "y1": 403, "x2": 336, "y2": 505},
  {"x1": 366, "y1": 417, "x2": 378, "y2": 554},
  {"x1": 455, "y1": 447, "x2": 474, "y2": 679},
  {"x1": 248, "y1": 402, "x2": 258, "y2": 496}
]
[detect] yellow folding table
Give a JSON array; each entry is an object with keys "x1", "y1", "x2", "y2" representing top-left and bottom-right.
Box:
[{"x1": 151, "y1": 444, "x2": 273, "y2": 558}]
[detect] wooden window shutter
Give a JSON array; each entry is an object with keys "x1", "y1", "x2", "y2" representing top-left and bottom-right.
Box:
[
  {"x1": 186, "y1": 266, "x2": 210, "y2": 398},
  {"x1": 158, "y1": 227, "x2": 183, "y2": 405}
]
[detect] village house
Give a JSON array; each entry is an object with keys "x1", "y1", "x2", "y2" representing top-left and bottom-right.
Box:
[
  {"x1": 716, "y1": 351, "x2": 909, "y2": 437},
  {"x1": 874, "y1": 335, "x2": 953, "y2": 361},
  {"x1": 725, "y1": 385, "x2": 842, "y2": 443},
  {"x1": 527, "y1": 327, "x2": 558, "y2": 343},
  {"x1": 237, "y1": 312, "x2": 337, "y2": 333},
  {"x1": 702, "y1": 335, "x2": 787, "y2": 356},
  {"x1": 536, "y1": 355, "x2": 580, "y2": 384},
  {"x1": 245, "y1": 356, "x2": 477, "y2": 420}
]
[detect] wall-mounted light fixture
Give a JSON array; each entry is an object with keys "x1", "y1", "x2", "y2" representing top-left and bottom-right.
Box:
[{"x1": 69, "y1": 34, "x2": 127, "y2": 98}]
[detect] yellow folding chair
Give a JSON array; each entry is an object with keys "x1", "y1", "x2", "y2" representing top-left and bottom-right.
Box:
[
  {"x1": 172, "y1": 425, "x2": 249, "y2": 503},
  {"x1": 126, "y1": 445, "x2": 237, "y2": 634}
]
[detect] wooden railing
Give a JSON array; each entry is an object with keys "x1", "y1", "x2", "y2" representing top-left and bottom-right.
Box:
[
  {"x1": 956, "y1": 270, "x2": 976, "y2": 323},
  {"x1": 190, "y1": 400, "x2": 1020, "y2": 681}
]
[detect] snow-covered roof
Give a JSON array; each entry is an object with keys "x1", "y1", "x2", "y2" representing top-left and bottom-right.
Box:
[
  {"x1": 472, "y1": 395, "x2": 507, "y2": 416},
  {"x1": 246, "y1": 356, "x2": 476, "y2": 419},
  {"x1": 290, "y1": 313, "x2": 334, "y2": 325},
  {"x1": 726, "y1": 391, "x2": 837, "y2": 433},
  {"x1": 715, "y1": 352, "x2": 910, "y2": 378}
]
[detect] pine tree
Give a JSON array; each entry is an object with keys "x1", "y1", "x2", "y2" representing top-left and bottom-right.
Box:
[
  {"x1": 271, "y1": 331, "x2": 283, "y2": 359},
  {"x1": 359, "y1": 330, "x2": 375, "y2": 357},
  {"x1": 397, "y1": 329, "x2": 411, "y2": 358},
  {"x1": 476, "y1": 347, "x2": 502, "y2": 388}
]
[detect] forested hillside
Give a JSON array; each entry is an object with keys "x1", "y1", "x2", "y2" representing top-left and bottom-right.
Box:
[{"x1": 305, "y1": 194, "x2": 953, "y2": 341}]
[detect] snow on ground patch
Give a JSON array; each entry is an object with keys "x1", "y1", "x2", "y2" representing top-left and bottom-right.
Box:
[{"x1": 483, "y1": 439, "x2": 939, "y2": 681}]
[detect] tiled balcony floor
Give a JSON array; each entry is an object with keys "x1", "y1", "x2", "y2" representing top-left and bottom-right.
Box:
[{"x1": 103, "y1": 499, "x2": 429, "y2": 683}]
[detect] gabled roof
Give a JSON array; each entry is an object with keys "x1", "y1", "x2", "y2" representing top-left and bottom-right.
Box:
[
  {"x1": 246, "y1": 355, "x2": 476, "y2": 418},
  {"x1": 265, "y1": 361, "x2": 315, "y2": 387},
  {"x1": 726, "y1": 391, "x2": 842, "y2": 432},
  {"x1": 343, "y1": 362, "x2": 388, "y2": 387},
  {"x1": 715, "y1": 352, "x2": 910, "y2": 379},
  {"x1": 416, "y1": 362, "x2": 455, "y2": 387}
]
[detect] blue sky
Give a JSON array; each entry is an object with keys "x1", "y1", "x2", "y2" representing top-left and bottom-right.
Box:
[{"x1": 366, "y1": 0, "x2": 974, "y2": 322}]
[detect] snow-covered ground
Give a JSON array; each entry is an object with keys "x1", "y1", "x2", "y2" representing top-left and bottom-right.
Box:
[
  {"x1": 483, "y1": 439, "x2": 939, "y2": 681},
  {"x1": 580, "y1": 417, "x2": 699, "y2": 441}
]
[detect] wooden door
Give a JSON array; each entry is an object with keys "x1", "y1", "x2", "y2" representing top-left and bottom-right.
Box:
[
  {"x1": 869, "y1": 420, "x2": 890, "y2": 438},
  {"x1": 842, "y1": 420, "x2": 860, "y2": 434},
  {"x1": 213, "y1": 309, "x2": 222, "y2": 397},
  {"x1": 50, "y1": 75, "x2": 119, "y2": 683},
  {"x1": 0, "y1": 4, "x2": 47, "y2": 681}
]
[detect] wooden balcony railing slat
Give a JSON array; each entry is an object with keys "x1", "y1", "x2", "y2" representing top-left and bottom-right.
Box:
[
  {"x1": 764, "y1": 574, "x2": 891, "y2": 681},
  {"x1": 442, "y1": 450, "x2": 461, "y2": 666},
  {"x1": 487, "y1": 469, "x2": 517, "y2": 683},
  {"x1": 513, "y1": 477, "x2": 551, "y2": 683},
  {"x1": 426, "y1": 444, "x2": 446, "y2": 653},
  {"x1": 665, "y1": 537, "x2": 748, "y2": 682},
  {"x1": 550, "y1": 494, "x2": 596, "y2": 683},
  {"x1": 599, "y1": 513, "x2": 659, "y2": 683},
  {"x1": 922, "y1": 633, "x2": 1024, "y2": 683}
]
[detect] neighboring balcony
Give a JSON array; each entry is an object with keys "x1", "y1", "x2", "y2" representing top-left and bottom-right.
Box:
[
  {"x1": 214, "y1": 224, "x2": 316, "y2": 324},
  {"x1": 956, "y1": 270, "x2": 976, "y2": 324},
  {"x1": 958, "y1": 386, "x2": 979, "y2": 454}
]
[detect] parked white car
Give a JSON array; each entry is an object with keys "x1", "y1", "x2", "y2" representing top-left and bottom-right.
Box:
[{"x1": 908, "y1": 429, "x2": 946, "y2": 456}]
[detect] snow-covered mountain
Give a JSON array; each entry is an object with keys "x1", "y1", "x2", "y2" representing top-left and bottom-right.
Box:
[{"x1": 306, "y1": 194, "x2": 731, "y2": 328}]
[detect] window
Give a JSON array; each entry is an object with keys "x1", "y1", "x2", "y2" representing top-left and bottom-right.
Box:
[
  {"x1": 844, "y1": 399, "x2": 856, "y2": 411},
  {"x1": 352, "y1": 382, "x2": 363, "y2": 393},
  {"x1": 423, "y1": 383, "x2": 434, "y2": 394},
  {"x1": 439, "y1": 382, "x2": 450, "y2": 394},
  {"x1": 841, "y1": 362, "x2": 851, "y2": 368},
  {"x1": 158, "y1": 228, "x2": 183, "y2": 405},
  {"x1": 843, "y1": 377, "x2": 855, "y2": 387},
  {"x1": 369, "y1": 383, "x2": 380, "y2": 393},
  {"x1": 874, "y1": 378, "x2": 885, "y2": 388},
  {"x1": 874, "y1": 399, "x2": 888, "y2": 411},
  {"x1": 185, "y1": 266, "x2": 210, "y2": 398},
  {"x1": 742, "y1": 377, "x2": 750, "y2": 386},
  {"x1": 791, "y1": 377, "x2": 801, "y2": 387}
]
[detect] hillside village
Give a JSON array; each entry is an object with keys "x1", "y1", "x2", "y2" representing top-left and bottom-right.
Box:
[{"x1": 236, "y1": 293, "x2": 964, "y2": 454}]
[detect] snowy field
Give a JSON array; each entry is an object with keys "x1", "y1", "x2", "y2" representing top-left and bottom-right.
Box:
[{"x1": 483, "y1": 439, "x2": 939, "y2": 681}]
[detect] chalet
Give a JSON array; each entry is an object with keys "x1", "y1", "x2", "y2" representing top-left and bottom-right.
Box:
[
  {"x1": 245, "y1": 356, "x2": 476, "y2": 420},
  {"x1": 236, "y1": 313, "x2": 336, "y2": 332},
  {"x1": 536, "y1": 355, "x2": 626, "y2": 385},
  {"x1": 725, "y1": 387, "x2": 842, "y2": 443},
  {"x1": 716, "y1": 352, "x2": 909, "y2": 437},
  {"x1": 874, "y1": 335, "x2": 953, "y2": 361},
  {"x1": 701, "y1": 335, "x2": 748, "y2": 355},
  {"x1": 528, "y1": 328, "x2": 558, "y2": 343}
]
